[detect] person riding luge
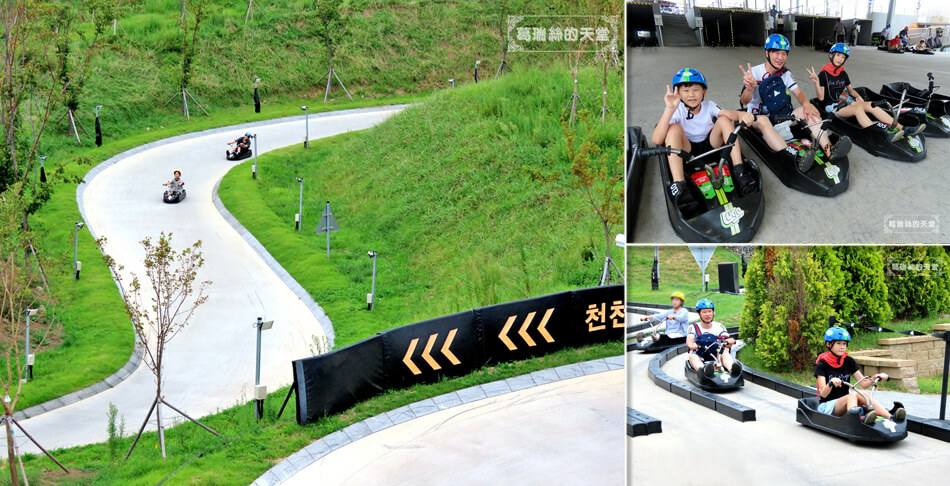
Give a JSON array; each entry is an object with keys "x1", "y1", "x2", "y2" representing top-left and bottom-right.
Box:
[
  {"x1": 163, "y1": 170, "x2": 184, "y2": 197},
  {"x1": 651, "y1": 68, "x2": 758, "y2": 215},
  {"x1": 635, "y1": 291, "x2": 691, "y2": 346},
  {"x1": 686, "y1": 298, "x2": 742, "y2": 379},
  {"x1": 814, "y1": 326, "x2": 905, "y2": 425},
  {"x1": 808, "y1": 43, "x2": 925, "y2": 143},
  {"x1": 739, "y1": 34, "x2": 851, "y2": 172},
  {"x1": 227, "y1": 132, "x2": 252, "y2": 158}
]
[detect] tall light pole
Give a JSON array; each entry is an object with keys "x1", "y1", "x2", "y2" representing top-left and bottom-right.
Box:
[
  {"x1": 251, "y1": 133, "x2": 259, "y2": 180},
  {"x1": 367, "y1": 251, "x2": 377, "y2": 310},
  {"x1": 25, "y1": 308, "x2": 38, "y2": 381},
  {"x1": 73, "y1": 222, "x2": 84, "y2": 280},
  {"x1": 449, "y1": 78, "x2": 455, "y2": 89},
  {"x1": 253, "y1": 317, "x2": 274, "y2": 420},
  {"x1": 295, "y1": 178, "x2": 304, "y2": 231},
  {"x1": 301, "y1": 105, "x2": 309, "y2": 148},
  {"x1": 474, "y1": 60, "x2": 481, "y2": 83}
]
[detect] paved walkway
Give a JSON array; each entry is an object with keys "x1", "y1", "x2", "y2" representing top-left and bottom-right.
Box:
[
  {"x1": 254, "y1": 357, "x2": 624, "y2": 486},
  {"x1": 3, "y1": 107, "x2": 405, "y2": 454}
]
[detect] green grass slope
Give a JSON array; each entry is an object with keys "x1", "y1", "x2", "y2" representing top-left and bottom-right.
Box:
[{"x1": 220, "y1": 64, "x2": 623, "y2": 346}]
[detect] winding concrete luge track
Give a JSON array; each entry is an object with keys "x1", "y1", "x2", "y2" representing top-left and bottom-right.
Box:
[
  {"x1": 5, "y1": 106, "x2": 405, "y2": 454},
  {"x1": 628, "y1": 313, "x2": 950, "y2": 485}
]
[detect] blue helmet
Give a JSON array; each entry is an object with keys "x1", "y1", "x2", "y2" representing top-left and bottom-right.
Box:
[
  {"x1": 245, "y1": 132, "x2": 252, "y2": 137},
  {"x1": 829, "y1": 43, "x2": 850, "y2": 58},
  {"x1": 696, "y1": 298, "x2": 715, "y2": 310},
  {"x1": 824, "y1": 326, "x2": 851, "y2": 343},
  {"x1": 765, "y1": 33, "x2": 791, "y2": 51},
  {"x1": 672, "y1": 68, "x2": 708, "y2": 89}
]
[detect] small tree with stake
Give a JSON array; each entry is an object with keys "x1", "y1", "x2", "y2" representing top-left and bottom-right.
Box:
[
  {"x1": 163, "y1": 0, "x2": 208, "y2": 119},
  {"x1": 312, "y1": 0, "x2": 353, "y2": 102},
  {"x1": 99, "y1": 232, "x2": 217, "y2": 460},
  {"x1": 565, "y1": 112, "x2": 624, "y2": 285}
]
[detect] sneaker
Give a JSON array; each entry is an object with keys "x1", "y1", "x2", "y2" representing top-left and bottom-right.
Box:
[
  {"x1": 893, "y1": 407, "x2": 906, "y2": 422},
  {"x1": 730, "y1": 361, "x2": 743, "y2": 378},
  {"x1": 829, "y1": 136, "x2": 852, "y2": 160},
  {"x1": 887, "y1": 128, "x2": 905, "y2": 143},
  {"x1": 905, "y1": 124, "x2": 925, "y2": 137},
  {"x1": 863, "y1": 410, "x2": 878, "y2": 425},
  {"x1": 670, "y1": 181, "x2": 701, "y2": 215},
  {"x1": 703, "y1": 362, "x2": 716, "y2": 377},
  {"x1": 797, "y1": 147, "x2": 816, "y2": 173},
  {"x1": 732, "y1": 163, "x2": 756, "y2": 195},
  {"x1": 633, "y1": 331, "x2": 644, "y2": 343}
]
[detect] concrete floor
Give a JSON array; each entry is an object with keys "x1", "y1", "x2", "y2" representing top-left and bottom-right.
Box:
[
  {"x1": 3, "y1": 108, "x2": 403, "y2": 454},
  {"x1": 284, "y1": 371, "x2": 624, "y2": 486},
  {"x1": 628, "y1": 312, "x2": 950, "y2": 485},
  {"x1": 627, "y1": 46, "x2": 950, "y2": 243}
]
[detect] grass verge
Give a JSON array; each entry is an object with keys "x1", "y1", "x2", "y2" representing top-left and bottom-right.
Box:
[{"x1": 13, "y1": 341, "x2": 621, "y2": 485}]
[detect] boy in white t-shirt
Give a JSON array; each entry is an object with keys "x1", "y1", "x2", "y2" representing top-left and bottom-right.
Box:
[
  {"x1": 651, "y1": 68, "x2": 757, "y2": 214},
  {"x1": 686, "y1": 299, "x2": 741, "y2": 378},
  {"x1": 739, "y1": 34, "x2": 851, "y2": 172}
]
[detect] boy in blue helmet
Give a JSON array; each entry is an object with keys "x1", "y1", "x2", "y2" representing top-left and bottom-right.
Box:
[
  {"x1": 739, "y1": 34, "x2": 851, "y2": 172},
  {"x1": 227, "y1": 132, "x2": 253, "y2": 157},
  {"x1": 651, "y1": 68, "x2": 758, "y2": 213},
  {"x1": 635, "y1": 291, "x2": 691, "y2": 344},
  {"x1": 806, "y1": 43, "x2": 924, "y2": 142},
  {"x1": 815, "y1": 326, "x2": 905, "y2": 425},
  {"x1": 686, "y1": 299, "x2": 741, "y2": 378}
]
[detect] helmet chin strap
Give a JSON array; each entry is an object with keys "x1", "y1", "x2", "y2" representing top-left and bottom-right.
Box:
[
  {"x1": 681, "y1": 96, "x2": 704, "y2": 119},
  {"x1": 766, "y1": 51, "x2": 784, "y2": 72}
]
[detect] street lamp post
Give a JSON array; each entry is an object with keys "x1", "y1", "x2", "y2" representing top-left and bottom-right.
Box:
[
  {"x1": 474, "y1": 60, "x2": 481, "y2": 83},
  {"x1": 301, "y1": 105, "x2": 309, "y2": 148},
  {"x1": 449, "y1": 78, "x2": 455, "y2": 89},
  {"x1": 252, "y1": 133, "x2": 259, "y2": 180},
  {"x1": 254, "y1": 317, "x2": 274, "y2": 420},
  {"x1": 296, "y1": 178, "x2": 304, "y2": 231},
  {"x1": 367, "y1": 251, "x2": 377, "y2": 310},
  {"x1": 73, "y1": 222, "x2": 84, "y2": 280},
  {"x1": 25, "y1": 308, "x2": 38, "y2": 381}
]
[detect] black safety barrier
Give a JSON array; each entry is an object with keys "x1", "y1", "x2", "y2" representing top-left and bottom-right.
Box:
[
  {"x1": 94, "y1": 115, "x2": 102, "y2": 147},
  {"x1": 627, "y1": 407, "x2": 662, "y2": 437},
  {"x1": 741, "y1": 362, "x2": 950, "y2": 442},
  {"x1": 647, "y1": 338, "x2": 756, "y2": 422},
  {"x1": 791, "y1": 15, "x2": 836, "y2": 47},
  {"x1": 292, "y1": 285, "x2": 624, "y2": 425},
  {"x1": 254, "y1": 86, "x2": 261, "y2": 113}
]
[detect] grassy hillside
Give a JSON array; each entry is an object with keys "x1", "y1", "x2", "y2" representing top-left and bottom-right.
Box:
[
  {"x1": 626, "y1": 246, "x2": 747, "y2": 324},
  {"x1": 219, "y1": 65, "x2": 623, "y2": 346},
  {"x1": 16, "y1": 0, "x2": 621, "y2": 409}
]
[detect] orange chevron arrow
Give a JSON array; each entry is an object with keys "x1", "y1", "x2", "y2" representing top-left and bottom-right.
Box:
[
  {"x1": 442, "y1": 328, "x2": 461, "y2": 365},
  {"x1": 403, "y1": 338, "x2": 422, "y2": 375},
  {"x1": 537, "y1": 308, "x2": 554, "y2": 343},
  {"x1": 421, "y1": 333, "x2": 441, "y2": 370},
  {"x1": 518, "y1": 311, "x2": 537, "y2": 347},
  {"x1": 500, "y1": 315, "x2": 518, "y2": 351}
]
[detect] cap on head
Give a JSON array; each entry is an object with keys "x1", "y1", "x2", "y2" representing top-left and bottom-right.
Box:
[
  {"x1": 765, "y1": 33, "x2": 791, "y2": 51},
  {"x1": 672, "y1": 68, "x2": 708, "y2": 89},
  {"x1": 824, "y1": 326, "x2": 851, "y2": 343}
]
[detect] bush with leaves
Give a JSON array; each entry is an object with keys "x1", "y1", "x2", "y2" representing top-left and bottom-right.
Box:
[
  {"x1": 833, "y1": 246, "x2": 892, "y2": 326},
  {"x1": 741, "y1": 247, "x2": 839, "y2": 371},
  {"x1": 884, "y1": 246, "x2": 950, "y2": 318}
]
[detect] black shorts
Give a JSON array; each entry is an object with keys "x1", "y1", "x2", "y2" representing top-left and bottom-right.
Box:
[{"x1": 687, "y1": 136, "x2": 716, "y2": 158}]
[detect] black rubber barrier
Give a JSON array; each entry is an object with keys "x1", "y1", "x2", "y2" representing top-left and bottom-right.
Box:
[
  {"x1": 697, "y1": 7, "x2": 766, "y2": 47},
  {"x1": 292, "y1": 285, "x2": 624, "y2": 425},
  {"x1": 792, "y1": 15, "x2": 837, "y2": 47},
  {"x1": 742, "y1": 363, "x2": 950, "y2": 443},
  {"x1": 627, "y1": 2, "x2": 659, "y2": 47},
  {"x1": 647, "y1": 342, "x2": 756, "y2": 422},
  {"x1": 627, "y1": 407, "x2": 662, "y2": 437}
]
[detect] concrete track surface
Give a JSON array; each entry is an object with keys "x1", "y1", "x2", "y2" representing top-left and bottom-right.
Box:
[
  {"x1": 627, "y1": 46, "x2": 950, "y2": 244},
  {"x1": 4, "y1": 107, "x2": 404, "y2": 454},
  {"x1": 628, "y1": 313, "x2": 950, "y2": 485},
  {"x1": 283, "y1": 370, "x2": 624, "y2": 486}
]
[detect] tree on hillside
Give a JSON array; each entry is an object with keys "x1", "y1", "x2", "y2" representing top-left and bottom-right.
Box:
[
  {"x1": 166, "y1": 0, "x2": 208, "y2": 119},
  {"x1": 1, "y1": 1, "x2": 106, "y2": 193},
  {"x1": 0, "y1": 196, "x2": 68, "y2": 486},
  {"x1": 312, "y1": 0, "x2": 353, "y2": 102},
  {"x1": 833, "y1": 246, "x2": 891, "y2": 326},
  {"x1": 565, "y1": 113, "x2": 623, "y2": 285},
  {"x1": 884, "y1": 246, "x2": 950, "y2": 318},
  {"x1": 99, "y1": 233, "x2": 217, "y2": 459},
  {"x1": 495, "y1": 0, "x2": 515, "y2": 77}
]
